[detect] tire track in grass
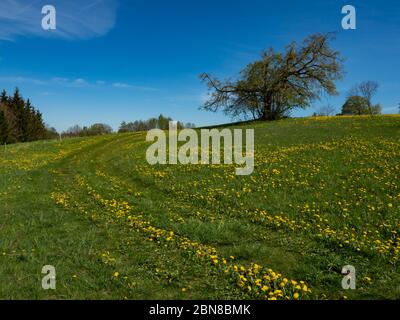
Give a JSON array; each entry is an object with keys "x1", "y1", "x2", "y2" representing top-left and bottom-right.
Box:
[
  {"x1": 49, "y1": 133, "x2": 311, "y2": 300},
  {"x1": 54, "y1": 174, "x2": 311, "y2": 300}
]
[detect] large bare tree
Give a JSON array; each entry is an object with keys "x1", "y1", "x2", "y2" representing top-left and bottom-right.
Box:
[{"x1": 200, "y1": 33, "x2": 344, "y2": 120}]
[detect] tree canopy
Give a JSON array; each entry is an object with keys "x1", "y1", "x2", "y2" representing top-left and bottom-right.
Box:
[
  {"x1": 341, "y1": 96, "x2": 382, "y2": 115},
  {"x1": 345, "y1": 81, "x2": 381, "y2": 115},
  {"x1": 200, "y1": 33, "x2": 344, "y2": 121},
  {"x1": 0, "y1": 88, "x2": 50, "y2": 144}
]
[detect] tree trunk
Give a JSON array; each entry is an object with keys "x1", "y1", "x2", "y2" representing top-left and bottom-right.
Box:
[{"x1": 261, "y1": 96, "x2": 272, "y2": 120}]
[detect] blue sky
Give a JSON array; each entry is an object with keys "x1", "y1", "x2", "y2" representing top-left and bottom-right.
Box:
[{"x1": 0, "y1": 0, "x2": 399, "y2": 131}]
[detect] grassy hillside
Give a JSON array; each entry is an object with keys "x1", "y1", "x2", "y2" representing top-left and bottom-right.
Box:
[{"x1": 1, "y1": 115, "x2": 399, "y2": 300}]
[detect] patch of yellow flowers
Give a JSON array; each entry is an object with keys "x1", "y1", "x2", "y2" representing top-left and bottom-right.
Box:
[{"x1": 52, "y1": 175, "x2": 311, "y2": 300}]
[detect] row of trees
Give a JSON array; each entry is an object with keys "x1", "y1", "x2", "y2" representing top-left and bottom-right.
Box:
[
  {"x1": 62, "y1": 123, "x2": 113, "y2": 138},
  {"x1": 0, "y1": 89, "x2": 51, "y2": 144},
  {"x1": 62, "y1": 115, "x2": 195, "y2": 138},
  {"x1": 118, "y1": 114, "x2": 195, "y2": 133}
]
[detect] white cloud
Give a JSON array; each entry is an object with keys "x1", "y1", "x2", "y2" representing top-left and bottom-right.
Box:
[
  {"x1": 0, "y1": 0, "x2": 118, "y2": 40},
  {"x1": 0, "y1": 75, "x2": 158, "y2": 91},
  {"x1": 50, "y1": 77, "x2": 90, "y2": 87},
  {"x1": 112, "y1": 82, "x2": 159, "y2": 91},
  {"x1": 112, "y1": 82, "x2": 131, "y2": 88},
  {"x1": 0, "y1": 76, "x2": 46, "y2": 85}
]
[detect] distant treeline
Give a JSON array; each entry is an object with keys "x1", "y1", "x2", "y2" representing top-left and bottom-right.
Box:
[
  {"x1": 62, "y1": 123, "x2": 113, "y2": 138},
  {"x1": 0, "y1": 88, "x2": 56, "y2": 145},
  {"x1": 118, "y1": 114, "x2": 195, "y2": 133},
  {"x1": 62, "y1": 115, "x2": 195, "y2": 138}
]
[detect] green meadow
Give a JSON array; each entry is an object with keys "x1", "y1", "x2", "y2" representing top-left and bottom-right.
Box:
[{"x1": 1, "y1": 115, "x2": 399, "y2": 300}]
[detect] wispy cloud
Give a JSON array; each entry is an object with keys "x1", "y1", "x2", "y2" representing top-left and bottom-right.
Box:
[
  {"x1": 0, "y1": 76, "x2": 47, "y2": 85},
  {"x1": 112, "y1": 82, "x2": 158, "y2": 91},
  {"x1": 0, "y1": 0, "x2": 118, "y2": 40},
  {"x1": 0, "y1": 75, "x2": 158, "y2": 91}
]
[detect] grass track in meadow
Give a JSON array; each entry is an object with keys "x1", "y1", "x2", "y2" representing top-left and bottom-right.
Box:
[{"x1": 1, "y1": 115, "x2": 399, "y2": 299}]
